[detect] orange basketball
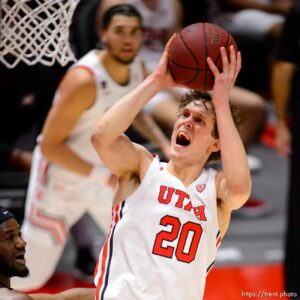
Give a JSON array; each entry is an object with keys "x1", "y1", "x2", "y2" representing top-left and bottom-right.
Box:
[{"x1": 168, "y1": 22, "x2": 238, "y2": 92}]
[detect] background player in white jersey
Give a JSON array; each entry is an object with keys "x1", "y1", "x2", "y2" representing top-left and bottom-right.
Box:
[
  {"x1": 91, "y1": 36, "x2": 251, "y2": 298},
  {"x1": 12, "y1": 4, "x2": 171, "y2": 291}
]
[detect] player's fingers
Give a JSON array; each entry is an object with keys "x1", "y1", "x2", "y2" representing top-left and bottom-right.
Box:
[
  {"x1": 220, "y1": 47, "x2": 229, "y2": 73},
  {"x1": 165, "y1": 33, "x2": 177, "y2": 52},
  {"x1": 236, "y1": 51, "x2": 242, "y2": 76},
  {"x1": 206, "y1": 57, "x2": 219, "y2": 77},
  {"x1": 228, "y1": 45, "x2": 237, "y2": 78},
  {"x1": 231, "y1": 51, "x2": 241, "y2": 80},
  {"x1": 158, "y1": 34, "x2": 177, "y2": 71}
]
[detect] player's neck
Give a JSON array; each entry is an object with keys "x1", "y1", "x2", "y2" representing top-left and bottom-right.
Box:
[
  {"x1": 0, "y1": 276, "x2": 10, "y2": 289},
  {"x1": 142, "y1": 0, "x2": 157, "y2": 11},
  {"x1": 100, "y1": 51, "x2": 131, "y2": 86},
  {"x1": 167, "y1": 160, "x2": 204, "y2": 187}
]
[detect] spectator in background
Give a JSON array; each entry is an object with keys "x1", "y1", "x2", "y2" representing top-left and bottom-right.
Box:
[
  {"x1": 209, "y1": 0, "x2": 293, "y2": 41},
  {"x1": 11, "y1": 4, "x2": 171, "y2": 291},
  {"x1": 207, "y1": 0, "x2": 293, "y2": 91},
  {"x1": 271, "y1": 1, "x2": 300, "y2": 295},
  {"x1": 0, "y1": 63, "x2": 65, "y2": 173}
]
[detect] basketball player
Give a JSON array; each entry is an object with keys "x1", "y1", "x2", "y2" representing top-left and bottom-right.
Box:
[
  {"x1": 91, "y1": 37, "x2": 251, "y2": 299},
  {"x1": 0, "y1": 207, "x2": 95, "y2": 300},
  {"x1": 98, "y1": 0, "x2": 267, "y2": 176},
  {"x1": 12, "y1": 4, "x2": 171, "y2": 291}
]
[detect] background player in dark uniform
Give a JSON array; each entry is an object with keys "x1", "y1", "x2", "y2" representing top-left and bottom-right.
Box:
[{"x1": 0, "y1": 207, "x2": 94, "y2": 300}]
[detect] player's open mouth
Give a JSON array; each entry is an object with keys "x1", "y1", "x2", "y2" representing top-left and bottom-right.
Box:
[
  {"x1": 176, "y1": 131, "x2": 190, "y2": 146},
  {"x1": 15, "y1": 253, "x2": 26, "y2": 264}
]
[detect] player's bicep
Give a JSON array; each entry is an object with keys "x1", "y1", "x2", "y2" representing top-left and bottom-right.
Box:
[{"x1": 41, "y1": 69, "x2": 95, "y2": 148}]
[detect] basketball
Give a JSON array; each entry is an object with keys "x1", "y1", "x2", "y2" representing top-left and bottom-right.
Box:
[{"x1": 168, "y1": 22, "x2": 238, "y2": 92}]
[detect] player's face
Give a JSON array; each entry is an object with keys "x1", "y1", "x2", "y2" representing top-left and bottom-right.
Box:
[
  {"x1": 170, "y1": 101, "x2": 219, "y2": 164},
  {"x1": 101, "y1": 15, "x2": 143, "y2": 65},
  {"x1": 0, "y1": 219, "x2": 29, "y2": 278}
]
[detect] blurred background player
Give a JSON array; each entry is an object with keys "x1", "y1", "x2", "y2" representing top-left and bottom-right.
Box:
[
  {"x1": 11, "y1": 4, "x2": 171, "y2": 291},
  {"x1": 271, "y1": 1, "x2": 300, "y2": 295}
]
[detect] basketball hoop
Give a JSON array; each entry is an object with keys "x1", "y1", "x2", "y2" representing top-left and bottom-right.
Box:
[{"x1": 0, "y1": 0, "x2": 81, "y2": 68}]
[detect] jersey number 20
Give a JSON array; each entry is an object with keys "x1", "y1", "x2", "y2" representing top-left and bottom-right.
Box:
[{"x1": 152, "y1": 215, "x2": 203, "y2": 263}]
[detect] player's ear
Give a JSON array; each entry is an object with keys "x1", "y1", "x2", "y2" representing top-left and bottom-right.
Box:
[
  {"x1": 100, "y1": 30, "x2": 107, "y2": 45},
  {"x1": 210, "y1": 139, "x2": 220, "y2": 153}
]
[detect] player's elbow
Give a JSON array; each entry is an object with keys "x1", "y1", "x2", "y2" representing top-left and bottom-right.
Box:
[
  {"x1": 91, "y1": 125, "x2": 109, "y2": 152},
  {"x1": 91, "y1": 128, "x2": 101, "y2": 151},
  {"x1": 40, "y1": 140, "x2": 55, "y2": 161}
]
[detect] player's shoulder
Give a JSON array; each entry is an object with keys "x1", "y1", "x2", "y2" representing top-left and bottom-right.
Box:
[
  {"x1": 65, "y1": 65, "x2": 95, "y2": 85},
  {"x1": 134, "y1": 143, "x2": 153, "y2": 164},
  {"x1": 58, "y1": 65, "x2": 96, "y2": 96},
  {"x1": 63, "y1": 50, "x2": 100, "y2": 87},
  {"x1": 134, "y1": 143, "x2": 153, "y2": 159}
]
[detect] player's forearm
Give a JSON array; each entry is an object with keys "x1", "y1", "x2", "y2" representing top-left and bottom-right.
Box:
[
  {"x1": 40, "y1": 142, "x2": 93, "y2": 177},
  {"x1": 30, "y1": 288, "x2": 95, "y2": 300},
  {"x1": 271, "y1": 61, "x2": 295, "y2": 123},
  {"x1": 216, "y1": 103, "x2": 251, "y2": 201},
  {"x1": 92, "y1": 75, "x2": 162, "y2": 147}
]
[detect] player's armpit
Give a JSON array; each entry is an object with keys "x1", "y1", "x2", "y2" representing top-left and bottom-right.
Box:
[{"x1": 217, "y1": 197, "x2": 232, "y2": 238}]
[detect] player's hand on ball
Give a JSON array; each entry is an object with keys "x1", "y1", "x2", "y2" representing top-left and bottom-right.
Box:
[
  {"x1": 207, "y1": 45, "x2": 241, "y2": 106},
  {"x1": 152, "y1": 34, "x2": 188, "y2": 89}
]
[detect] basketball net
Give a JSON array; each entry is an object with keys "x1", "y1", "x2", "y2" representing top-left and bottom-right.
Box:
[{"x1": 0, "y1": 0, "x2": 80, "y2": 68}]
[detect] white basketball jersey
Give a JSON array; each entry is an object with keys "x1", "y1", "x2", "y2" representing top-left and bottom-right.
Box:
[
  {"x1": 47, "y1": 50, "x2": 144, "y2": 182},
  {"x1": 94, "y1": 156, "x2": 221, "y2": 300}
]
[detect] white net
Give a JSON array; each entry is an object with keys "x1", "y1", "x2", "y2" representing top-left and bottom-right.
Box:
[{"x1": 0, "y1": 0, "x2": 81, "y2": 68}]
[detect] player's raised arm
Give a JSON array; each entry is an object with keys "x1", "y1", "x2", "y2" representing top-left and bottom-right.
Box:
[
  {"x1": 207, "y1": 46, "x2": 251, "y2": 211},
  {"x1": 91, "y1": 35, "x2": 178, "y2": 177},
  {"x1": 29, "y1": 288, "x2": 95, "y2": 300}
]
